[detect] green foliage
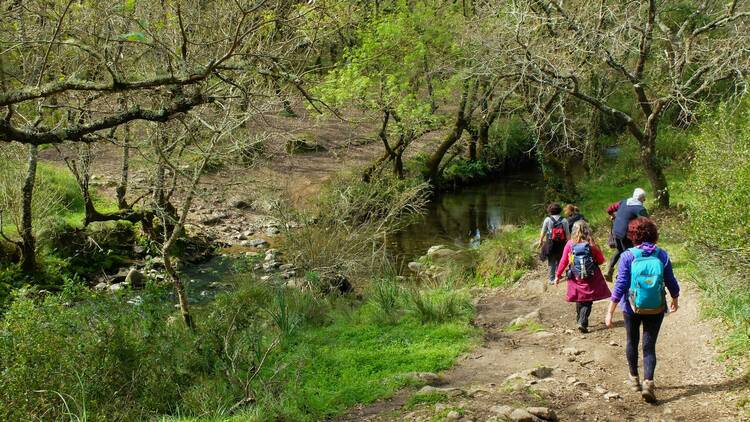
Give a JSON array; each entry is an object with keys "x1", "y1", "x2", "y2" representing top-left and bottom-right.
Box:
[
  {"x1": 475, "y1": 227, "x2": 537, "y2": 286},
  {"x1": 485, "y1": 116, "x2": 535, "y2": 168},
  {"x1": 686, "y1": 99, "x2": 750, "y2": 266},
  {"x1": 407, "y1": 288, "x2": 472, "y2": 324},
  {"x1": 504, "y1": 319, "x2": 545, "y2": 333},
  {"x1": 442, "y1": 158, "x2": 489, "y2": 185},
  {"x1": 368, "y1": 278, "x2": 405, "y2": 324},
  {"x1": 405, "y1": 391, "x2": 449, "y2": 409}
]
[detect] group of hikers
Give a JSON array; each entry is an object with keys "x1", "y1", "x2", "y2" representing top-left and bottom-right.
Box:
[{"x1": 537, "y1": 188, "x2": 680, "y2": 404}]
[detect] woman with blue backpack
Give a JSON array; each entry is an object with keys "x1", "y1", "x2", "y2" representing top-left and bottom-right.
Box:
[
  {"x1": 605, "y1": 217, "x2": 680, "y2": 403},
  {"x1": 553, "y1": 220, "x2": 611, "y2": 333}
]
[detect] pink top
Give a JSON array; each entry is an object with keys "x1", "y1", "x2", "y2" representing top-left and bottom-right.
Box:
[{"x1": 555, "y1": 241, "x2": 612, "y2": 303}]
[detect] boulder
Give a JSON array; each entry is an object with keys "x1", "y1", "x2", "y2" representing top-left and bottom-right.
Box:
[
  {"x1": 243, "y1": 238, "x2": 268, "y2": 248},
  {"x1": 510, "y1": 408, "x2": 542, "y2": 422},
  {"x1": 125, "y1": 269, "x2": 146, "y2": 288},
  {"x1": 266, "y1": 226, "x2": 281, "y2": 236},
  {"x1": 446, "y1": 410, "x2": 460, "y2": 421},
  {"x1": 526, "y1": 407, "x2": 557, "y2": 421},
  {"x1": 109, "y1": 283, "x2": 127, "y2": 292},
  {"x1": 490, "y1": 405, "x2": 514, "y2": 418},
  {"x1": 408, "y1": 261, "x2": 423, "y2": 272},
  {"x1": 404, "y1": 372, "x2": 445, "y2": 386},
  {"x1": 426, "y1": 245, "x2": 448, "y2": 256},
  {"x1": 94, "y1": 282, "x2": 109, "y2": 291}
]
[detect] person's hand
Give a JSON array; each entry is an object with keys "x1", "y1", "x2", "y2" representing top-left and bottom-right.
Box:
[
  {"x1": 608, "y1": 214, "x2": 615, "y2": 221},
  {"x1": 669, "y1": 297, "x2": 679, "y2": 313},
  {"x1": 553, "y1": 276, "x2": 560, "y2": 286},
  {"x1": 605, "y1": 312, "x2": 614, "y2": 328}
]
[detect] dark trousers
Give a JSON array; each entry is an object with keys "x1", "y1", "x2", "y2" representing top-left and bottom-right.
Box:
[
  {"x1": 623, "y1": 312, "x2": 665, "y2": 380},
  {"x1": 576, "y1": 301, "x2": 593, "y2": 328},
  {"x1": 607, "y1": 236, "x2": 634, "y2": 278}
]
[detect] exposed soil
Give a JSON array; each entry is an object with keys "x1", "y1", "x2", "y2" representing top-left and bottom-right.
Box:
[{"x1": 337, "y1": 269, "x2": 749, "y2": 422}]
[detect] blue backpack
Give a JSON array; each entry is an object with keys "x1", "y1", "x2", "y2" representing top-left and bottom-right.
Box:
[
  {"x1": 628, "y1": 247, "x2": 666, "y2": 314},
  {"x1": 568, "y1": 242, "x2": 598, "y2": 279}
]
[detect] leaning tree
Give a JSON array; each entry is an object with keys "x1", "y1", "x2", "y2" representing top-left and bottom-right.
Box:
[{"x1": 499, "y1": 0, "x2": 750, "y2": 207}]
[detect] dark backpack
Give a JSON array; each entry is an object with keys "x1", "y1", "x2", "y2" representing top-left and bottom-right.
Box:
[
  {"x1": 549, "y1": 217, "x2": 567, "y2": 243},
  {"x1": 568, "y1": 242, "x2": 598, "y2": 279}
]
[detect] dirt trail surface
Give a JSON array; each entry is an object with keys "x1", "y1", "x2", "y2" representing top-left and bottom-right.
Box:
[{"x1": 338, "y1": 270, "x2": 749, "y2": 422}]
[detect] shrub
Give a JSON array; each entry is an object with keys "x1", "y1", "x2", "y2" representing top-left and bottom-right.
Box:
[
  {"x1": 279, "y1": 173, "x2": 430, "y2": 287},
  {"x1": 686, "y1": 99, "x2": 750, "y2": 267},
  {"x1": 367, "y1": 278, "x2": 405, "y2": 324}
]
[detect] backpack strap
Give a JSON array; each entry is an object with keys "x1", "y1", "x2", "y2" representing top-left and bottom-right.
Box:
[{"x1": 629, "y1": 247, "x2": 643, "y2": 259}]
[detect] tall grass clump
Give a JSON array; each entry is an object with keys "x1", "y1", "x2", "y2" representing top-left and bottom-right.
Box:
[
  {"x1": 278, "y1": 173, "x2": 430, "y2": 288},
  {"x1": 475, "y1": 227, "x2": 537, "y2": 287},
  {"x1": 407, "y1": 288, "x2": 472, "y2": 324}
]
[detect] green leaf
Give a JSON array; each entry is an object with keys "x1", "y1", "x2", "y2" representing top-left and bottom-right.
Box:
[{"x1": 120, "y1": 32, "x2": 146, "y2": 42}]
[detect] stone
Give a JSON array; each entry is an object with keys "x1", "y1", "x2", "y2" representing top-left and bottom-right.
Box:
[
  {"x1": 279, "y1": 263, "x2": 295, "y2": 271},
  {"x1": 408, "y1": 261, "x2": 423, "y2": 273},
  {"x1": 201, "y1": 213, "x2": 227, "y2": 225},
  {"x1": 562, "y1": 347, "x2": 583, "y2": 356},
  {"x1": 94, "y1": 282, "x2": 109, "y2": 291},
  {"x1": 416, "y1": 386, "x2": 465, "y2": 398},
  {"x1": 603, "y1": 391, "x2": 621, "y2": 401},
  {"x1": 490, "y1": 405, "x2": 513, "y2": 418},
  {"x1": 266, "y1": 226, "x2": 281, "y2": 236},
  {"x1": 566, "y1": 376, "x2": 578, "y2": 384},
  {"x1": 509, "y1": 408, "x2": 542, "y2": 422},
  {"x1": 435, "y1": 403, "x2": 449, "y2": 412},
  {"x1": 263, "y1": 261, "x2": 281, "y2": 272},
  {"x1": 609, "y1": 340, "x2": 619, "y2": 347},
  {"x1": 126, "y1": 295, "x2": 143, "y2": 306},
  {"x1": 282, "y1": 270, "x2": 296, "y2": 279},
  {"x1": 530, "y1": 366, "x2": 554, "y2": 379},
  {"x1": 260, "y1": 275, "x2": 271, "y2": 282},
  {"x1": 446, "y1": 410, "x2": 460, "y2": 420},
  {"x1": 526, "y1": 407, "x2": 557, "y2": 421},
  {"x1": 594, "y1": 385, "x2": 607, "y2": 394},
  {"x1": 243, "y1": 238, "x2": 269, "y2": 248},
  {"x1": 573, "y1": 381, "x2": 588, "y2": 389},
  {"x1": 405, "y1": 372, "x2": 445, "y2": 386},
  {"x1": 125, "y1": 269, "x2": 146, "y2": 288},
  {"x1": 509, "y1": 309, "x2": 541, "y2": 327},
  {"x1": 109, "y1": 283, "x2": 127, "y2": 292}
]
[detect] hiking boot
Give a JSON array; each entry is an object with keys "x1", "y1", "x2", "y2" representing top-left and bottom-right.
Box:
[
  {"x1": 628, "y1": 374, "x2": 642, "y2": 392},
  {"x1": 577, "y1": 324, "x2": 588, "y2": 333},
  {"x1": 641, "y1": 380, "x2": 656, "y2": 403}
]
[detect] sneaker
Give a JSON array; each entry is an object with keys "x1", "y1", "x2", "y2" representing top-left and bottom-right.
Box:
[
  {"x1": 577, "y1": 324, "x2": 588, "y2": 333},
  {"x1": 641, "y1": 380, "x2": 656, "y2": 403},
  {"x1": 628, "y1": 374, "x2": 642, "y2": 392}
]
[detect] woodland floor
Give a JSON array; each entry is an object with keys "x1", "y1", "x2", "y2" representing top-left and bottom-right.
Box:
[{"x1": 336, "y1": 269, "x2": 749, "y2": 422}]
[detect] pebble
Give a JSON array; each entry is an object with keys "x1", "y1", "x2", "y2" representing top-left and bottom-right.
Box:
[
  {"x1": 609, "y1": 340, "x2": 619, "y2": 347},
  {"x1": 566, "y1": 376, "x2": 578, "y2": 385},
  {"x1": 446, "y1": 410, "x2": 460, "y2": 420},
  {"x1": 604, "y1": 391, "x2": 621, "y2": 401},
  {"x1": 527, "y1": 406, "x2": 557, "y2": 421},
  {"x1": 530, "y1": 366, "x2": 554, "y2": 379},
  {"x1": 594, "y1": 385, "x2": 608, "y2": 394},
  {"x1": 562, "y1": 347, "x2": 583, "y2": 356}
]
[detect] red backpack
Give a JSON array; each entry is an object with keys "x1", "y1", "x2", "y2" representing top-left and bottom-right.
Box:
[{"x1": 549, "y1": 217, "x2": 567, "y2": 243}]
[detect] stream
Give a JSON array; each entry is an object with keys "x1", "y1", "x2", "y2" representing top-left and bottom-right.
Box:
[
  {"x1": 391, "y1": 170, "x2": 546, "y2": 260},
  {"x1": 181, "y1": 170, "x2": 546, "y2": 298}
]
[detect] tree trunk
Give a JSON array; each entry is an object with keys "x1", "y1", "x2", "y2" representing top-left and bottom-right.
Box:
[
  {"x1": 639, "y1": 135, "x2": 670, "y2": 208},
  {"x1": 164, "y1": 252, "x2": 194, "y2": 329},
  {"x1": 477, "y1": 123, "x2": 489, "y2": 162},
  {"x1": 20, "y1": 145, "x2": 37, "y2": 273},
  {"x1": 468, "y1": 133, "x2": 478, "y2": 161},
  {"x1": 116, "y1": 123, "x2": 130, "y2": 209},
  {"x1": 425, "y1": 81, "x2": 472, "y2": 182}
]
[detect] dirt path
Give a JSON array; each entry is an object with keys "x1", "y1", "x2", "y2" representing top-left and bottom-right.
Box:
[{"x1": 338, "y1": 270, "x2": 749, "y2": 421}]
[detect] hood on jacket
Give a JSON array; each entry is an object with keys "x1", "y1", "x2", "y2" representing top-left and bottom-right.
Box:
[{"x1": 636, "y1": 242, "x2": 658, "y2": 255}]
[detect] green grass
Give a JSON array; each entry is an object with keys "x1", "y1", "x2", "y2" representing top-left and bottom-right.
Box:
[{"x1": 405, "y1": 391, "x2": 449, "y2": 410}]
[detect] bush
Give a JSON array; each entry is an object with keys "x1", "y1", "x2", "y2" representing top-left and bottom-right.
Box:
[
  {"x1": 686, "y1": 99, "x2": 750, "y2": 267},
  {"x1": 279, "y1": 173, "x2": 430, "y2": 287}
]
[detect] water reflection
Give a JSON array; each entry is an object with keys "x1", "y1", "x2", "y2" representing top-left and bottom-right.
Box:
[{"x1": 391, "y1": 171, "x2": 545, "y2": 261}]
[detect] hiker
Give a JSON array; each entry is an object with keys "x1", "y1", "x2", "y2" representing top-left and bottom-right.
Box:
[
  {"x1": 605, "y1": 188, "x2": 649, "y2": 281},
  {"x1": 553, "y1": 220, "x2": 611, "y2": 333},
  {"x1": 538, "y1": 203, "x2": 570, "y2": 285},
  {"x1": 605, "y1": 217, "x2": 680, "y2": 403},
  {"x1": 563, "y1": 204, "x2": 586, "y2": 228}
]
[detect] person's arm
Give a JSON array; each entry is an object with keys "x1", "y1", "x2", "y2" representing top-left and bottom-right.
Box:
[
  {"x1": 538, "y1": 218, "x2": 549, "y2": 247},
  {"x1": 661, "y1": 249, "x2": 681, "y2": 312},
  {"x1": 607, "y1": 201, "x2": 620, "y2": 215},
  {"x1": 591, "y1": 244, "x2": 606, "y2": 265},
  {"x1": 554, "y1": 242, "x2": 572, "y2": 282},
  {"x1": 606, "y1": 251, "x2": 633, "y2": 327}
]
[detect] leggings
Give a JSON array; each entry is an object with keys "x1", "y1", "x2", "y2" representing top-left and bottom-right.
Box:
[
  {"x1": 623, "y1": 312, "x2": 665, "y2": 380},
  {"x1": 576, "y1": 301, "x2": 592, "y2": 328},
  {"x1": 607, "y1": 236, "x2": 634, "y2": 278},
  {"x1": 547, "y1": 253, "x2": 560, "y2": 282}
]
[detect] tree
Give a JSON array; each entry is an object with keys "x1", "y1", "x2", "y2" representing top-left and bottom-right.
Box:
[{"x1": 500, "y1": 0, "x2": 750, "y2": 207}]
